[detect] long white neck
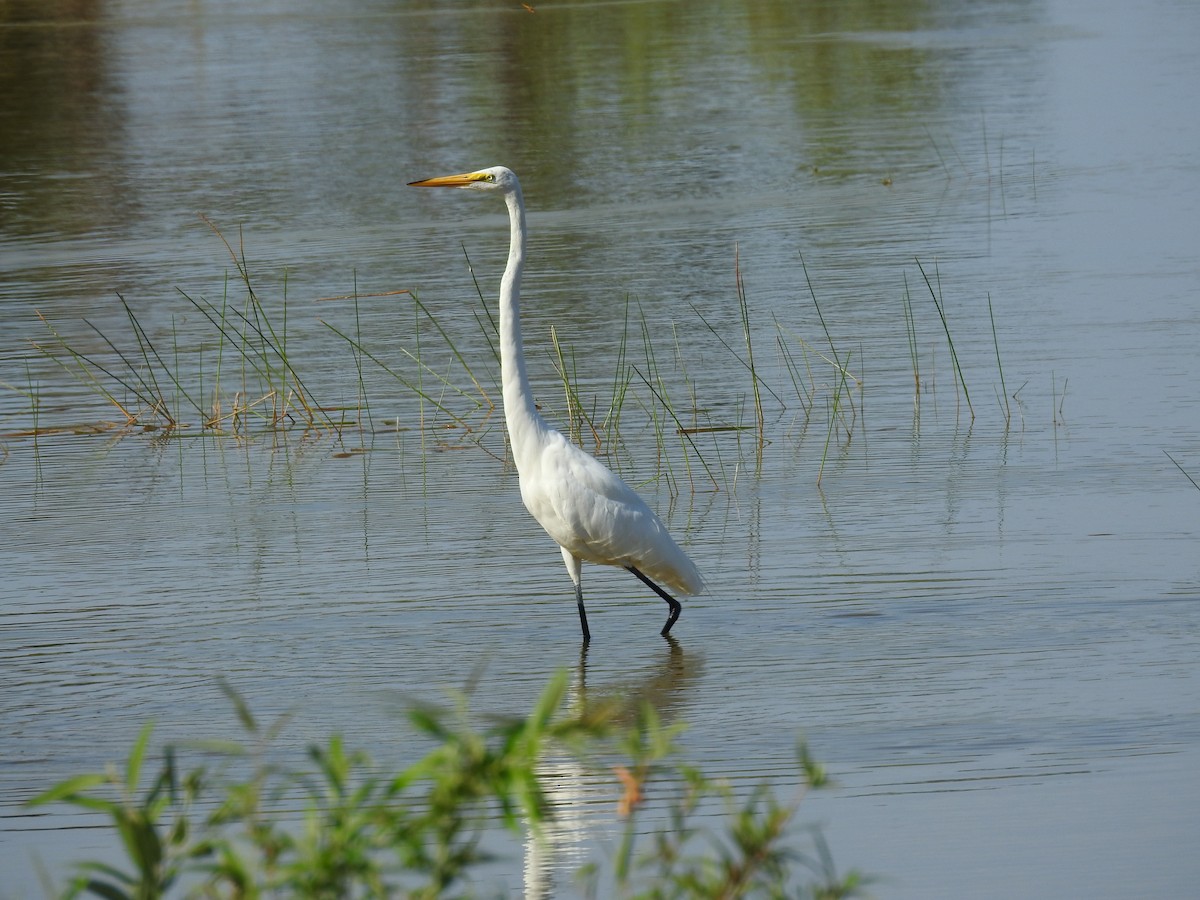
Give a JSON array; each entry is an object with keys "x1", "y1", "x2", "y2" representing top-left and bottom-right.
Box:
[{"x1": 500, "y1": 185, "x2": 546, "y2": 473}]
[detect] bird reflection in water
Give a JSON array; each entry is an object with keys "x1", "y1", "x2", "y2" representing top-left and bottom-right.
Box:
[{"x1": 522, "y1": 637, "x2": 704, "y2": 899}]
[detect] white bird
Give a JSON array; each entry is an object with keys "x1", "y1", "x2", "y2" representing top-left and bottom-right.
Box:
[{"x1": 409, "y1": 166, "x2": 703, "y2": 641}]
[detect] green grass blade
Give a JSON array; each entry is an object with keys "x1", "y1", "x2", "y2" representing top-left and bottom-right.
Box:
[
  {"x1": 27, "y1": 773, "x2": 110, "y2": 807},
  {"x1": 32, "y1": 316, "x2": 140, "y2": 421},
  {"x1": 121, "y1": 296, "x2": 207, "y2": 422},
  {"x1": 687, "y1": 303, "x2": 783, "y2": 405},
  {"x1": 412, "y1": 292, "x2": 494, "y2": 409},
  {"x1": 988, "y1": 292, "x2": 1010, "y2": 426},
  {"x1": 124, "y1": 722, "x2": 155, "y2": 796},
  {"x1": 631, "y1": 364, "x2": 718, "y2": 493},
  {"x1": 735, "y1": 244, "x2": 765, "y2": 464},
  {"x1": 916, "y1": 257, "x2": 973, "y2": 420},
  {"x1": 321, "y1": 321, "x2": 473, "y2": 428},
  {"x1": 81, "y1": 318, "x2": 167, "y2": 420},
  {"x1": 1164, "y1": 451, "x2": 1200, "y2": 492}
]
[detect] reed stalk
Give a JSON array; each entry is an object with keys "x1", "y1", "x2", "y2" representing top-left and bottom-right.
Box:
[
  {"x1": 549, "y1": 325, "x2": 596, "y2": 450},
  {"x1": 634, "y1": 305, "x2": 680, "y2": 494},
  {"x1": 988, "y1": 292, "x2": 1010, "y2": 427},
  {"x1": 773, "y1": 316, "x2": 814, "y2": 419},
  {"x1": 915, "y1": 257, "x2": 973, "y2": 421},
  {"x1": 735, "y1": 244, "x2": 765, "y2": 464},
  {"x1": 351, "y1": 282, "x2": 373, "y2": 433},
  {"x1": 630, "y1": 364, "x2": 719, "y2": 494},
  {"x1": 1164, "y1": 451, "x2": 1200, "y2": 492},
  {"x1": 902, "y1": 272, "x2": 921, "y2": 403},
  {"x1": 411, "y1": 292, "x2": 493, "y2": 409},
  {"x1": 599, "y1": 295, "x2": 635, "y2": 453},
  {"x1": 798, "y1": 254, "x2": 853, "y2": 484}
]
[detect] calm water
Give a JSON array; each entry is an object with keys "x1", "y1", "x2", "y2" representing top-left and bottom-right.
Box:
[{"x1": 3, "y1": 0, "x2": 1199, "y2": 897}]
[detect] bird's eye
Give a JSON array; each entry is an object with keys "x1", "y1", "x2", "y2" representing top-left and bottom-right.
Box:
[{"x1": 484, "y1": 173, "x2": 496, "y2": 182}]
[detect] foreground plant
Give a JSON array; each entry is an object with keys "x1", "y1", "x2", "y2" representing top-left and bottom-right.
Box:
[
  {"x1": 602, "y1": 706, "x2": 864, "y2": 899},
  {"x1": 28, "y1": 674, "x2": 866, "y2": 899}
]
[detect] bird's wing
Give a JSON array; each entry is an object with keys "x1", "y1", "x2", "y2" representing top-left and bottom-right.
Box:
[{"x1": 521, "y1": 431, "x2": 702, "y2": 594}]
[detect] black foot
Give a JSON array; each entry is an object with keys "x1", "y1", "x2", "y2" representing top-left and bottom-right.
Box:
[
  {"x1": 660, "y1": 596, "x2": 682, "y2": 636},
  {"x1": 627, "y1": 566, "x2": 683, "y2": 636}
]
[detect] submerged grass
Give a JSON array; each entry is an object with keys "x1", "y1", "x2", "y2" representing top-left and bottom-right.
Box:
[
  {"x1": 902, "y1": 273, "x2": 921, "y2": 404},
  {"x1": 13, "y1": 223, "x2": 1030, "y2": 489},
  {"x1": 31, "y1": 221, "x2": 339, "y2": 436},
  {"x1": 916, "y1": 257, "x2": 974, "y2": 422},
  {"x1": 988, "y1": 292, "x2": 1011, "y2": 427},
  {"x1": 797, "y1": 254, "x2": 862, "y2": 486},
  {"x1": 735, "y1": 244, "x2": 766, "y2": 466}
]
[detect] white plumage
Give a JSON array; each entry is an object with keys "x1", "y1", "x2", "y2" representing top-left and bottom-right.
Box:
[{"x1": 409, "y1": 165, "x2": 703, "y2": 640}]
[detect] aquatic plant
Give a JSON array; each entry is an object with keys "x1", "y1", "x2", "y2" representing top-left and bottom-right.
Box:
[
  {"x1": 16, "y1": 221, "x2": 1028, "y2": 491},
  {"x1": 916, "y1": 257, "x2": 973, "y2": 423},
  {"x1": 31, "y1": 220, "x2": 339, "y2": 436},
  {"x1": 28, "y1": 674, "x2": 867, "y2": 899},
  {"x1": 988, "y1": 292, "x2": 1011, "y2": 427},
  {"x1": 1164, "y1": 451, "x2": 1200, "y2": 492}
]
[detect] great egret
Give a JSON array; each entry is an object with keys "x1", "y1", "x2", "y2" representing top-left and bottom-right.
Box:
[{"x1": 409, "y1": 166, "x2": 703, "y2": 641}]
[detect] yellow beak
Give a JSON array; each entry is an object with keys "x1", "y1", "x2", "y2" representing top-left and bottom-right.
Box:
[{"x1": 408, "y1": 171, "x2": 488, "y2": 188}]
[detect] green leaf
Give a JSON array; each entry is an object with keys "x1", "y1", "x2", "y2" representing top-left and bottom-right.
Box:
[
  {"x1": 797, "y1": 741, "x2": 829, "y2": 789},
  {"x1": 77, "y1": 861, "x2": 135, "y2": 886},
  {"x1": 218, "y1": 678, "x2": 258, "y2": 734},
  {"x1": 26, "y1": 773, "x2": 108, "y2": 807},
  {"x1": 78, "y1": 879, "x2": 131, "y2": 900},
  {"x1": 527, "y1": 670, "x2": 568, "y2": 736},
  {"x1": 125, "y1": 722, "x2": 156, "y2": 794},
  {"x1": 113, "y1": 809, "x2": 163, "y2": 877},
  {"x1": 55, "y1": 794, "x2": 123, "y2": 815}
]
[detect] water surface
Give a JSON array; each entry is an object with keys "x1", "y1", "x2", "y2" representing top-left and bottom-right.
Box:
[{"x1": 2, "y1": 0, "x2": 1199, "y2": 897}]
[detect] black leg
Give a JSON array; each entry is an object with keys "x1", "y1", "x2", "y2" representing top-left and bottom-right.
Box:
[
  {"x1": 575, "y1": 586, "x2": 591, "y2": 643},
  {"x1": 627, "y1": 566, "x2": 683, "y2": 636}
]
